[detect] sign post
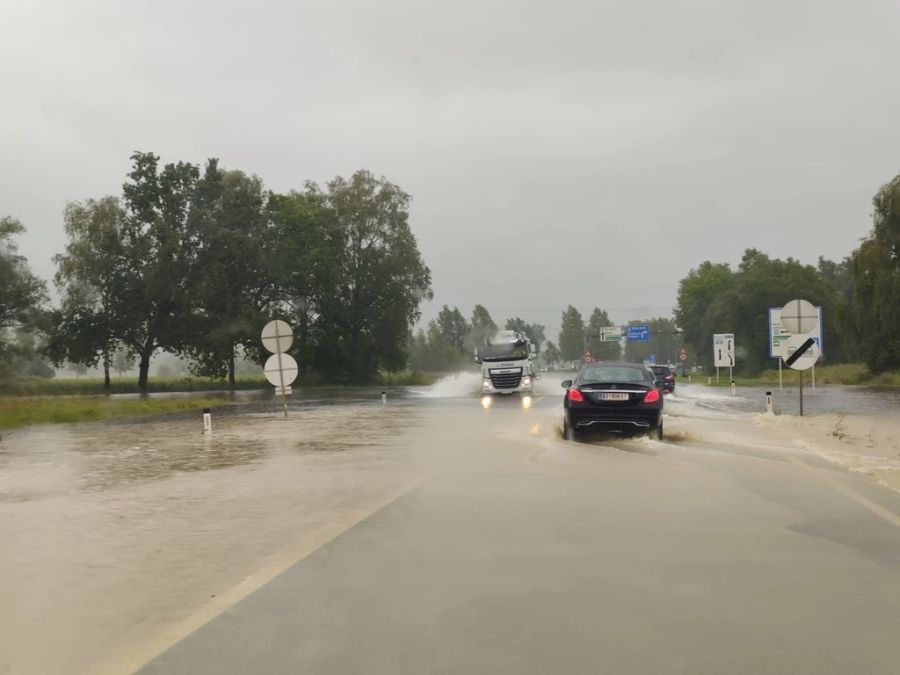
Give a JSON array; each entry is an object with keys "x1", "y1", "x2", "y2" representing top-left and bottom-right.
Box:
[
  {"x1": 713, "y1": 334, "x2": 735, "y2": 387},
  {"x1": 781, "y1": 333, "x2": 820, "y2": 416},
  {"x1": 261, "y1": 320, "x2": 298, "y2": 418},
  {"x1": 769, "y1": 303, "x2": 823, "y2": 393}
]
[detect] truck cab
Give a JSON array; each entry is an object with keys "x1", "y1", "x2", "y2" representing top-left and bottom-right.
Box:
[{"x1": 475, "y1": 331, "x2": 536, "y2": 396}]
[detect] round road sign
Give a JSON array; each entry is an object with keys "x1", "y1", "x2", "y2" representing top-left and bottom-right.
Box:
[
  {"x1": 781, "y1": 334, "x2": 820, "y2": 371},
  {"x1": 679, "y1": 349, "x2": 687, "y2": 362},
  {"x1": 261, "y1": 320, "x2": 293, "y2": 354},
  {"x1": 781, "y1": 299, "x2": 818, "y2": 335},
  {"x1": 264, "y1": 353, "x2": 299, "y2": 386}
]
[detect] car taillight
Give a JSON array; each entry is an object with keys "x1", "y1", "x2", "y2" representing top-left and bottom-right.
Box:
[
  {"x1": 643, "y1": 389, "x2": 661, "y2": 404},
  {"x1": 568, "y1": 388, "x2": 584, "y2": 402}
]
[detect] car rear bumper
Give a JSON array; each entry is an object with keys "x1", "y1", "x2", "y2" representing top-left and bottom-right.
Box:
[{"x1": 567, "y1": 409, "x2": 661, "y2": 433}]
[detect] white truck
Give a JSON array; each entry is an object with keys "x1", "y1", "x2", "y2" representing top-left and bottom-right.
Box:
[{"x1": 476, "y1": 330, "x2": 536, "y2": 397}]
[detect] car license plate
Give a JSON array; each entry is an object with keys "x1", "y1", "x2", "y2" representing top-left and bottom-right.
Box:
[{"x1": 600, "y1": 393, "x2": 630, "y2": 401}]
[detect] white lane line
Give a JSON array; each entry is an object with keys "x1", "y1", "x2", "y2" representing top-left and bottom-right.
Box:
[{"x1": 92, "y1": 475, "x2": 427, "y2": 675}]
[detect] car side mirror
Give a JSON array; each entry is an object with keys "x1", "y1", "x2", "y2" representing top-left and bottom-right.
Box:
[{"x1": 561, "y1": 379, "x2": 573, "y2": 389}]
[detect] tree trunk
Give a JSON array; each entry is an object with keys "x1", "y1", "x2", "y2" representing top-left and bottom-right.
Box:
[
  {"x1": 103, "y1": 349, "x2": 111, "y2": 390},
  {"x1": 228, "y1": 351, "x2": 236, "y2": 390},
  {"x1": 138, "y1": 353, "x2": 151, "y2": 392}
]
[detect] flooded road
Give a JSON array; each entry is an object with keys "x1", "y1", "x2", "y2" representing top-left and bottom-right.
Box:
[{"x1": 2, "y1": 378, "x2": 900, "y2": 674}]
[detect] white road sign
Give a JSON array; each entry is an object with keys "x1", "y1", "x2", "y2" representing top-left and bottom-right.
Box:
[
  {"x1": 769, "y1": 306, "x2": 823, "y2": 358},
  {"x1": 261, "y1": 320, "x2": 293, "y2": 354},
  {"x1": 599, "y1": 326, "x2": 623, "y2": 342},
  {"x1": 781, "y1": 334, "x2": 820, "y2": 371},
  {"x1": 780, "y1": 299, "x2": 818, "y2": 335},
  {"x1": 713, "y1": 333, "x2": 735, "y2": 368},
  {"x1": 264, "y1": 353, "x2": 299, "y2": 387}
]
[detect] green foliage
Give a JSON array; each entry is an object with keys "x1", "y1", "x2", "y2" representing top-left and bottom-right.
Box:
[
  {"x1": 846, "y1": 174, "x2": 900, "y2": 373},
  {"x1": 674, "y1": 250, "x2": 848, "y2": 373},
  {"x1": 48, "y1": 196, "x2": 127, "y2": 386},
  {"x1": 407, "y1": 322, "x2": 472, "y2": 373},
  {"x1": 585, "y1": 307, "x2": 618, "y2": 360},
  {"x1": 437, "y1": 306, "x2": 470, "y2": 350},
  {"x1": 0, "y1": 217, "x2": 48, "y2": 372},
  {"x1": 470, "y1": 305, "x2": 497, "y2": 346},
  {"x1": 558, "y1": 305, "x2": 585, "y2": 362},
  {"x1": 541, "y1": 341, "x2": 562, "y2": 368},
  {"x1": 43, "y1": 155, "x2": 433, "y2": 390}
]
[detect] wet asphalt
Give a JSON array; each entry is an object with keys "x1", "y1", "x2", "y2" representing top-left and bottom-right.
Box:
[{"x1": 133, "y1": 392, "x2": 900, "y2": 675}]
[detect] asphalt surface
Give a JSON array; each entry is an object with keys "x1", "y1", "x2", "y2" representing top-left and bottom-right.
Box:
[{"x1": 137, "y1": 395, "x2": 900, "y2": 675}]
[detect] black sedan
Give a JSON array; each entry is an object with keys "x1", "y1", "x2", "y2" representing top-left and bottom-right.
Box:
[
  {"x1": 562, "y1": 362, "x2": 664, "y2": 441},
  {"x1": 648, "y1": 365, "x2": 676, "y2": 394}
]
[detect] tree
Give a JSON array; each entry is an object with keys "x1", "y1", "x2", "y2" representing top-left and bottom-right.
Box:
[
  {"x1": 112, "y1": 345, "x2": 133, "y2": 376},
  {"x1": 470, "y1": 305, "x2": 497, "y2": 346},
  {"x1": 0, "y1": 217, "x2": 47, "y2": 374},
  {"x1": 541, "y1": 341, "x2": 562, "y2": 369},
  {"x1": 847, "y1": 174, "x2": 900, "y2": 373},
  {"x1": 585, "y1": 307, "x2": 618, "y2": 360},
  {"x1": 117, "y1": 152, "x2": 202, "y2": 390},
  {"x1": 437, "y1": 306, "x2": 470, "y2": 350},
  {"x1": 504, "y1": 317, "x2": 546, "y2": 354},
  {"x1": 558, "y1": 305, "x2": 585, "y2": 363},
  {"x1": 674, "y1": 261, "x2": 734, "y2": 365},
  {"x1": 184, "y1": 163, "x2": 273, "y2": 386},
  {"x1": 310, "y1": 171, "x2": 432, "y2": 383},
  {"x1": 49, "y1": 197, "x2": 127, "y2": 388}
]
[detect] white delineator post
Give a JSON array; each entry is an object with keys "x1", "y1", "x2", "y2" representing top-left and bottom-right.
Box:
[
  {"x1": 765, "y1": 391, "x2": 774, "y2": 414},
  {"x1": 203, "y1": 407, "x2": 212, "y2": 433}
]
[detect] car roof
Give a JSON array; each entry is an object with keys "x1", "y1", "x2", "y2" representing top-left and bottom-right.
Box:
[{"x1": 578, "y1": 361, "x2": 650, "y2": 375}]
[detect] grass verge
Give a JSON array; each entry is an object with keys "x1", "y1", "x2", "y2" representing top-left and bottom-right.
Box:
[
  {"x1": 0, "y1": 397, "x2": 234, "y2": 431},
  {"x1": 699, "y1": 363, "x2": 900, "y2": 387}
]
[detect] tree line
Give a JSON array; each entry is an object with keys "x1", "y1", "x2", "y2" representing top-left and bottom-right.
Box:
[
  {"x1": 674, "y1": 171, "x2": 900, "y2": 374},
  {"x1": 1, "y1": 152, "x2": 432, "y2": 389},
  {"x1": 409, "y1": 303, "x2": 679, "y2": 371}
]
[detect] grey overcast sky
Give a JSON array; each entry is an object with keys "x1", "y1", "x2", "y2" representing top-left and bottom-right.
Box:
[{"x1": 2, "y1": 0, "x2": 899, "y2": 337}]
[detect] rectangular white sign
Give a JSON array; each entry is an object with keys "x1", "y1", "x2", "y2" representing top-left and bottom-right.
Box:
[
  {"x1": 768, "y1": 307, "x2": 823, "y2": 358},
  {"x1": 713, "y1": 333, "x2": 735, "y2": 368}
]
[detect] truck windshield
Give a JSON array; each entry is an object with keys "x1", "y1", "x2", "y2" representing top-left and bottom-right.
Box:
[{"x1": 481, "y1": 342, "x2": 529, "y2": 361}]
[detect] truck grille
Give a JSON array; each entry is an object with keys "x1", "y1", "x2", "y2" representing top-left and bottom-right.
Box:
[{"x1": 490, "y1": 371, "x2": 522, "y2": 389}]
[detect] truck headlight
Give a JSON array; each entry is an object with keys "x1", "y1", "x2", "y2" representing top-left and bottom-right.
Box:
[
  {"x1": 522, "y1": 377, "x2": 532, "y2": 387},
  {"x1": 482, "y1": 380, "x2": 492, "y2": 390}
]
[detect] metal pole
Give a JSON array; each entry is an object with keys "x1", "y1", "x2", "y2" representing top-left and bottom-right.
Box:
[
  {"x1": 799, "y1": 370, "x2": 804, "y2": 417},
  {"x1": 275, "y1": 322, "x2": 288, "y2": 418},
  {"x1": 716, "y1": 367, "x2": 720, "y2": 385},
  {"x1": 778, "y1": 359, "x2": 783, "y2": 391},
  {"x1": 812, "y1": 364, "x2": 816, "y2": 391}
]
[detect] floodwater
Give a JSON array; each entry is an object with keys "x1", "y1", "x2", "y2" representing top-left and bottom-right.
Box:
[{"x1": 1, "y1": 375, "x2": 898, "y2": 674}]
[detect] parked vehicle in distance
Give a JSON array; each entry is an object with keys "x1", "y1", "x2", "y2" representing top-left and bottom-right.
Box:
[
  {"x1": 648, "y1": 365, "x2": 676, "y2": 393},
  {"x1": 562, "y1": 362, "x2": 664, "y2": 441}
]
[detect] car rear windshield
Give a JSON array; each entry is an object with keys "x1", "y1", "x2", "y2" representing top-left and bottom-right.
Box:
[{"x1": 580, "y1": 366, "x2": 648, "y2": 384}]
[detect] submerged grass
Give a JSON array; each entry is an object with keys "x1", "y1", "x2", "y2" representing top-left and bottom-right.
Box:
[{"x1": 0, "y1": 396, "x2": 234, "y2": 431}]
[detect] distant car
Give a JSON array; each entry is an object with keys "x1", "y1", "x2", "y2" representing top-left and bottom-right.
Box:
[
  {"x1": 561, "y1": 362, "x2": 664, "y2": 441},
  {"x1": 648, "y1": 365, "x2": 676, "y2": 393}
]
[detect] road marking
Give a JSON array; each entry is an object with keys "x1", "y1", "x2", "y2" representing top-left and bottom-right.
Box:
[
  {"x1": 91, "y1": 475, "x2": 427, "y2": 675},
  {"x1": 790, "y1": 455, "x2": 900, "y2": 529}
]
